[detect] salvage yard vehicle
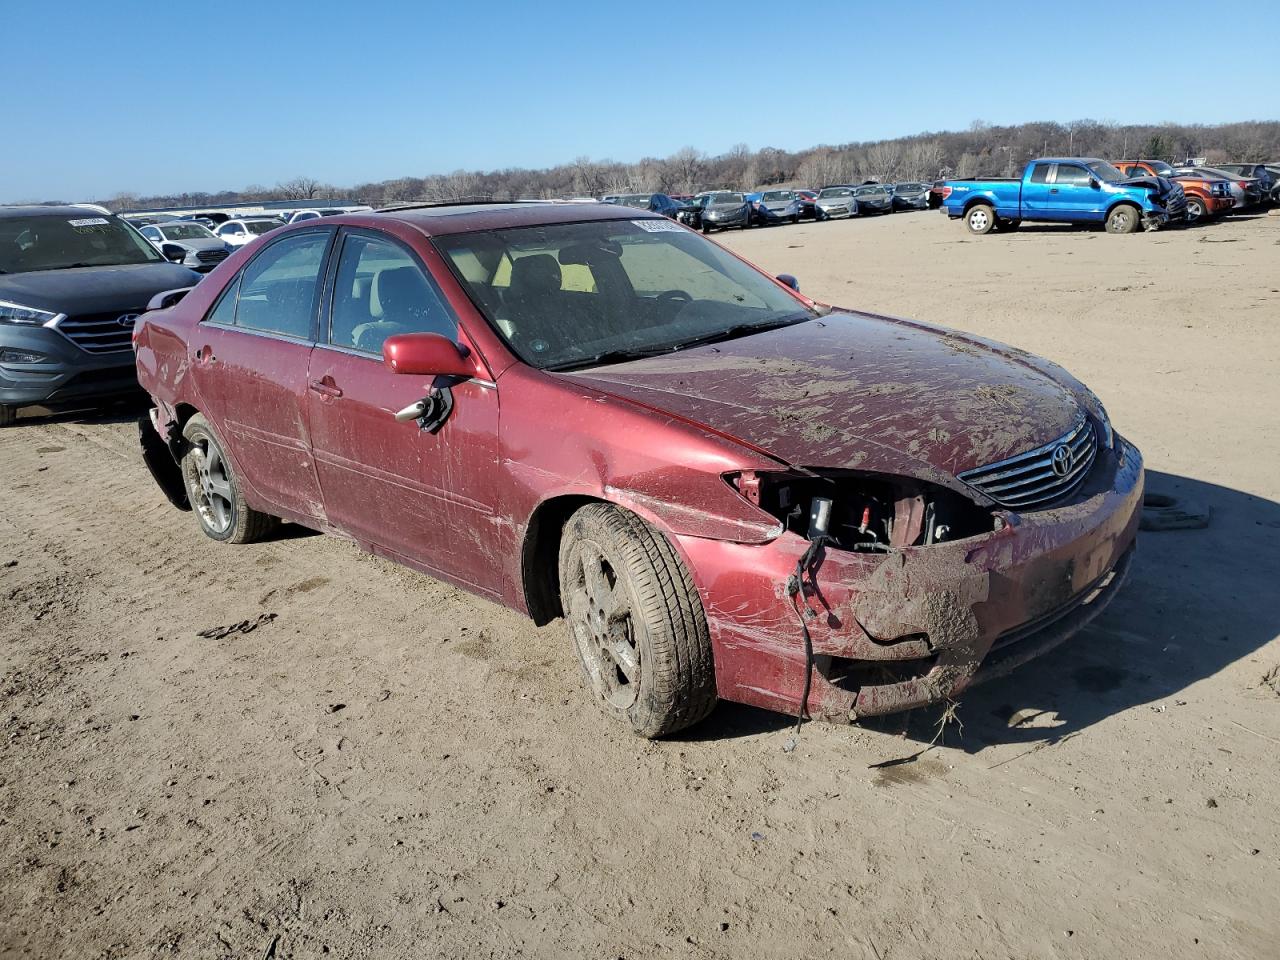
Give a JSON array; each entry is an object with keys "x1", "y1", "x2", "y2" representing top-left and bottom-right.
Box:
[
  {"x1": 215, "y1": 217, "x2": 285, "y2": 247},
  {"x1": 941, "y1": 157, "x2": 1187, "y2": 234},
  {"x1": 0, "y1": 206, "x2": 201, "y2": 427},
  {"x1": 853, "y1": 183, "x2": 894, "y2": 215},
  {"x1": 139, "y1": 221, "x2": 232, "y2": 271},
  {"x1": 134, "y1": 202, "x2": 1142, "y2": 736},
  {"x1": 753, "y1": 190, "x2": 803, "y2": 225},
  {"x1": 1115, "y1": 161, "x2": 1234, "y2": 222},
  {"x1": 1172, "y1": 165, "x2": 1265, "y2": 208},
  {"x1": 814, "y1": 186, "x2": 858, "y2": 219},
  {"x1": 696, "y1": 192, "x2": 752, "y2": 231},
  {"x1": 892, "y1": 182, "x2": 930, "y2": 210}
]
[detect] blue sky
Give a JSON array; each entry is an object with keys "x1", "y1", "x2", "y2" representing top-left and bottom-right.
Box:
[{"x1": 4, "y1": 0, "x2": 1274, "y2": 202}]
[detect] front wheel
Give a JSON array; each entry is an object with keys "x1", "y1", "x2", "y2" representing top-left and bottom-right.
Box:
[
  {"x1": 0, "y1": 404, "x2": 15, "y2": 428},
  {"x1": 558, "y1": 504, "x2": 716, "y2": 737},
  {"x1": 1185, "y1": 197, "x2": 1206, "y2": 222},
  {"x1": 1105, "y1": 204, "x2": 1140, "y2": 235},
  {"x1": 180, "y1": 414, "x2": 278, "y2": 543},
  {"x1": 965, "y1": 203, "x2": 996, "y2": 235}
]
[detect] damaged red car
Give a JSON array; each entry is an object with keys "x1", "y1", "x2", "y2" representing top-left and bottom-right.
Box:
[{"x1": 134, "y1": 203, "x2": 1143, "y2": 736}]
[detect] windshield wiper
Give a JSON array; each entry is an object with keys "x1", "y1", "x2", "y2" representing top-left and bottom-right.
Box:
[
  {"x1": 545, "y1": 346, "x2": 672, "y2": 372},
  {"x1": 665, "y1": 312, "x2": 813, "y2": 351}
]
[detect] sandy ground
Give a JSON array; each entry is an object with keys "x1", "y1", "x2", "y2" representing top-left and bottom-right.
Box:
[{"x1": 2, "y1": 209, "x2": 1279, "y2": 960}]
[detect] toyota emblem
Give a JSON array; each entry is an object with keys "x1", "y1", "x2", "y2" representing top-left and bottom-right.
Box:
[
  {"x1": 117, "y1": 313, "x2": 141, "y2": 329},
  {"x1": 1050, "y1": 443, "x2": 1073, "y2": 477}
]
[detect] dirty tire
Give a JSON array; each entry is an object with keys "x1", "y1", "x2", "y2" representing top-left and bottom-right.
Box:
[
  {"x1": 0, "y1": 404, "x2": 15, "y2": 428},
  {"x1": 966, "y1": 203, "x2": 996, "y2": 235},
  {"x1": 1185, "y1": 197, "x2": 1206, "y2": 222},
  {"x1": 180, "y1": 414, "x2": 278, "y2": 544},
  {"x1": 558, "y1": 503, "x2": 716, "y2": 738},
  {"x1": 1105, "y1": 204, "x2": 1140, "y2": 234}
]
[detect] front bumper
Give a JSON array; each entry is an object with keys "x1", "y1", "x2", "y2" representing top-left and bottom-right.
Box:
[
  {"x1": 816, "y1": 204, "x2": 853, "y2": 218},
  {"x1": 678, "y1": 436, "x2": 1144, "y2": 721},
  {"x1": 0, "y1": 325, "x2": 139, "y2": 409}
]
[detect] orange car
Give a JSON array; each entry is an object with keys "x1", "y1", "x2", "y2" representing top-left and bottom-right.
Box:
[{"x1": 1115, "y1": 160, "x2": 1234, "y2": 221}]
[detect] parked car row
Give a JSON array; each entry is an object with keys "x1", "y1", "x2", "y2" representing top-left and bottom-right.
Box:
[{"x1": 939, "y1": 156, "x2": 1275, "y2": 235}]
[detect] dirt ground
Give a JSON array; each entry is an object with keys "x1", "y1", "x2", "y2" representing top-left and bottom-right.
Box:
[{"x1": 3, "y1": 209, "x2": 1279, "y2": 960}]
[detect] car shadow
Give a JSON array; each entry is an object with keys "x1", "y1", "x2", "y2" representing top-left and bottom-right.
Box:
[
  {"x1": 878, "y1": 470, "x2": 1280, "y2": 753},
  {"x1": 14, "y1": 395, "x2": 150, "y2": 428}
]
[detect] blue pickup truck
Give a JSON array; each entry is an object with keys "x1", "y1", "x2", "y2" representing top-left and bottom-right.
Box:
[{"x1": 941, "y1": 158, "x2": 1187, "y2": 235}]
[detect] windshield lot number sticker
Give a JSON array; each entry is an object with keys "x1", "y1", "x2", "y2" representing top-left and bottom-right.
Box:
[
  {"x1": 67, "y1": 218, "x2": 110, "y2": 227},
  {"x1": 632, "y1": 219, "x2": 683, "y2": 232}
]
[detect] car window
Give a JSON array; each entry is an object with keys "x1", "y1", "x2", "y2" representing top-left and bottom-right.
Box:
[
  {"x1": 1030, "y1": 163, "x2": 1052, "y2": 184},
  {"x1": 233, "y1": 232, "x2": 330, "y2": 339},
  {"x1": 1054, "y1": 165, "x2": 1092, "y2": 186},
  {"x1": 328, "y1": 232, "x2": 457, "y2": 355},
  {"x1": 141, "y1": 227, "x2": 160, "y2": 241}
]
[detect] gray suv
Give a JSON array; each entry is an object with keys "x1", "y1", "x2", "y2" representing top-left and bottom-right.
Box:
[{"x1": 0, "y1": 206, "x2": 200, "y2": 426}]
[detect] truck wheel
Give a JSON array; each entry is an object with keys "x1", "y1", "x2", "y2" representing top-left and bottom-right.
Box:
[
  {"x1": 0, "y1": 405, "x2": 15, "y2": 428},
  {"x1": 1185, "y1": 197, "x2": 1206, "y2": 222},
  {"x1": 965, "y1": 203, "x2": 996, "y2": 235},
  {"x1": 557, "y1": 503, "x2": 716, "y2": 738},
  {"x1": 1105, "y1": 204, "x2": 1140, "y2": 234},
  {"x1": 180, "y1": 414, "x2": 278, "y2": 544}
]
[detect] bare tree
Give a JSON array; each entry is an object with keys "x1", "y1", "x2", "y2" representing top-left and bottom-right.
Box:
[
  {"x1": 276, "y1": 176, "x2": 324, "y2": 200},
  {"x1": 863, "y1": 142, "x2": 902, "y2": 183},
  {"x1": 664, "y1": 147, "x2": 706, "y2": 194}
]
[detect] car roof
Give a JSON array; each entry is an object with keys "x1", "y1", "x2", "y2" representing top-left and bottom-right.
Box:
[
  {"x1": 0, "y1": 204, "x2": 118, "y2": 220},
  {"x1": 1035, "y1": 157, "x2": 1105, "y2": 164},
  {"x1": 345, "y1": 201, "x2": 667, "y2": 237}
]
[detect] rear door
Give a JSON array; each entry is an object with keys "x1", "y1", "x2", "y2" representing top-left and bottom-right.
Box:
[
  {"x1": 1019, "y1": 161, "x2": 1056, "y2": 216},
  {"x1": 306, "y1": 228, "x2": 501, "y2": 594},
  {"x1": 1045, "y1": 162, "x2": 1107, "y2": 221},
  {"x1": 189, "y1": 228, "x2": 334, "y2": 521}
]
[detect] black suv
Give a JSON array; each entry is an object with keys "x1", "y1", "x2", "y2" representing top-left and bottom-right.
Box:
[{"x1": 0, "y1": 206, "x2": 201, "y2": 426}]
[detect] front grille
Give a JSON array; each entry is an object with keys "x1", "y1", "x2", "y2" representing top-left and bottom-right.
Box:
[
  {"x1": 54, "y1": 312, "x2": 140, "y2": 354},
  {"x1": 958, "y1": 415, "x2": 1097, "y2": 509},
  {"x1": 196, "y1": 249, "x2": 228, "y2": 264}
]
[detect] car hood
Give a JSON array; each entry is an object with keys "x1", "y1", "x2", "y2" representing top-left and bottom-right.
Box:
[
  {"x1": 706, "y1": 203, "x2": 744, "y2": 212},
  {"x1": 761, "y1": 200, "x2": 795, "y2": 210},
  {"x1": 817, "y1": 196, "x2": 852, "y2": 205},
  {"x1": 0, "y1": 262, "x2": 201, "y2": 315},
  {"x1": 562, "y1": 310, "x2": 1083, "y2": 490}
]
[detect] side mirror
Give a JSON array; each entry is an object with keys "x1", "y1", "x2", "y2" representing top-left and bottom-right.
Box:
[
  {"x1": 160, "y1": 243, "x2": 187, "y2": 263},
  {"x1": 1089, "y1": 177, "x2": 1100, "y2": 189},
  {"x1": 383, "y1": 332, "x2": 475, "y2": 379},
  {"x1": 777, "y1": 274, "x2": 800, "y2": 292}
]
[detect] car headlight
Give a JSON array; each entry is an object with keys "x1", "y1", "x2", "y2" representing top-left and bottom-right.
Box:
[
  {"x1": 1082, "y1": 388, "x2": 1114, "y2": 449},
  {"x1": 0, "y1": 300, "x2": 61, "y2": 326}
]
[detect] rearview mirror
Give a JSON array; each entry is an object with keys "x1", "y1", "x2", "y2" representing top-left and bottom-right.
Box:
[
  {"x1": 383, "y1": 333, "x2": 474, "y2": 379},
  {"x1": 777, "y1": 274, "x2": 800, "y2": 292}
]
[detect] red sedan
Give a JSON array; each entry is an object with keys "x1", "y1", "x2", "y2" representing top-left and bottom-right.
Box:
[{"x1": 134, "y1": 202, "x2": 1143, "y2": 736}]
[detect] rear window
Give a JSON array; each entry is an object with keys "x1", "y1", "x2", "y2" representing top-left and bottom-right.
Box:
[{"x1": 0, "y1": 214, "x2": 162, "y2": 273}]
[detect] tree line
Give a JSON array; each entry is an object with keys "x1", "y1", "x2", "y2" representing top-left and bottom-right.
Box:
[{"x1": 100, "y1": 119, "x2": 1280, "y2": 211}]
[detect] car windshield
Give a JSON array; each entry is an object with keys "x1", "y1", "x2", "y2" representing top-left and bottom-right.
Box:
[
  {"x1": 244, "y1": 220, "x2": 279, "y2": 235},
  {"x1": 710, "y1": 193, "x2": 744, "y2": 204},
  {"x1": 1087, "y1": 162, "x2": 1126, "y2": 183},
  {"x1": 435, "y1": 218, "x2": 816, "y2": 372},
  {"x1": 0, "y1": 214, "x2": 162, "y2": 273},
  {"x1": 1142, "y1": 161, "x2": 1174, "y2": 177},
  {"x1": 818, "y1": 188, "x2": 852, "y2": 198},
  {"x1": 161, "y1": 223, "x2": 215, "y2": 240},
  {"x1": 761, "y1": 191, "x2": 791, "y2": 201},
  {"x1": 855, "y1": 185, "x2": 885, "y2": 196},
  {"x1": 896, "y1": 182, "x2": 925, "y2": 191},
  {"x1": 617, "y1": 195, "x2": 652, "y2": 208}
]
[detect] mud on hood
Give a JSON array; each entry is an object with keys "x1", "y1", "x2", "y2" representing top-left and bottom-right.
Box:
[{"x1": 563, "y1": 311, "x2": 1084, "y2": 490}]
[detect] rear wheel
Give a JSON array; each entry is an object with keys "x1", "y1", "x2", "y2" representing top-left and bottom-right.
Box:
[
  {"x1": 0, "y1": 405, "x2": 15, "y2": 428},
  {"x1": 557, "y1": 503, "x2": 716, "y2": 738},
  {"x1": 1105, "y1": 204, "x2": 1140, "y2": 234},
  {"x1": 180, "y1": 414, "x2": 278, "y2": 544},
  {"x1": 1185, "y1": 196, "x2": 1206, "y2": 222},
  {"x1": 965, "y1": 203, "x2": 996, "y2": 235}
]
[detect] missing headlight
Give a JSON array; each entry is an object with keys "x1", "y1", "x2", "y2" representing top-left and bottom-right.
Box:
[{"x1": 730, "y1": 470, "x2": 997, "y2": 550}]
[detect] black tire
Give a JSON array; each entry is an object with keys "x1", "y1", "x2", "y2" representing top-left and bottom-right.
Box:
[
  {"x1": 557, "y1": 503, "x2": 716, "y2": 737},
  {"x1": 965, "y1": 203, "x2": 996, "y2": 235},
  {"x1": 790, "y1": 214, "x2": 800, "y2": 224},
  {"x1": 1105, "y1": 204, "x2": 1140, "y2": 235},
  {"x1": 180, "y1": 413, "x2": 278, "y2": 544},
  {"x1": 0, "y1": 405, "x2": 15, "y2": 428},
  {"x1": 1185, "y1": 197, "x2": 1206, "y2": 222},
  {"x1": 700, "y1": 222, "x2": 710, "y2": 234}
]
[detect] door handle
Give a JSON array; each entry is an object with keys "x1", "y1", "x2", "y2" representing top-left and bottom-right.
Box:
[
  {"x1": 308, "y1": 379, "x2": 343, "y2": 398},
  {"x1": 1049, "y1": 188, "x2": 1059, "y2": 194}
]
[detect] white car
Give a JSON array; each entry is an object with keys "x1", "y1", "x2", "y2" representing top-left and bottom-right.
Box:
[{"x1": 215, "y1": 218, "x2": 284, "y2": 247}]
